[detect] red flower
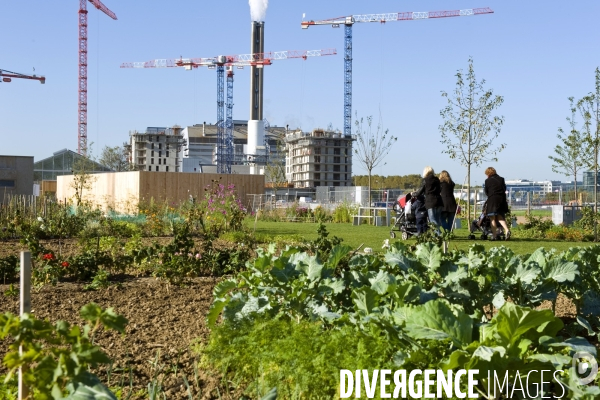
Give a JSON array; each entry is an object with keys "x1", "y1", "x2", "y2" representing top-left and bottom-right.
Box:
[
  {"x1": 42, "y1": 253, "x2": 54, "y2": 260},
  {"x1": 61, "y1": 261, "x2": 69, "y2": 268}
]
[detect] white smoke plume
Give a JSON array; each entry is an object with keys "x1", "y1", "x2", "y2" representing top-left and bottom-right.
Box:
[{"x1": 249, "y1": 0, "x2": 268, "y2": 21}]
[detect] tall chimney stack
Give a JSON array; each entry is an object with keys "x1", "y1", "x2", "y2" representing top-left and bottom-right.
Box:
[
  {"x1": 248, "y1": 21, "x2": 265, "y2": 159},
  {"x1": 250, "y1": 21, "x2": 265, "y2": 120}
]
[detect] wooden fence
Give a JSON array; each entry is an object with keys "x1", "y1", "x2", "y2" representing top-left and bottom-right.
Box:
[
  {"x1": 56, "y1": 171, "x2": 265, "y2": 213},
  {"x1": 0, "y1": 193, "x2": 59, "y2": 220}
]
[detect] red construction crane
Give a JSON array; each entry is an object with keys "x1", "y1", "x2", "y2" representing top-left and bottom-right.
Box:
[
  {"x1": 301, "y1": 7, "x2": 494, "y2": 137},
  {"x1": 1, "y1": 69, "x2": 45, "y2": 84},
  {"x1": 78, "y1": 0, "x2": 117, "y2": 156},
  {"x1": 121, "y1": 49, "x2": 336, "y2": 173}
]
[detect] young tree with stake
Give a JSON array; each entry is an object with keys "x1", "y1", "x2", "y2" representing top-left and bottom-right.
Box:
[
  {"x1": 577, "y1": 67, "x2": 600, "y2": 242},
  {"x1": 549, "y1": 97, "x2": 590, "y2": 205},
  {"x1": 71, "y1": 145, "x2": 97, "y2": 207},
  {"x1": 353, "y1": 113, "x2": 397, "y2": 210},
  {"x1": 439, "y1": 57, "x2": 505, "y2": 220}
]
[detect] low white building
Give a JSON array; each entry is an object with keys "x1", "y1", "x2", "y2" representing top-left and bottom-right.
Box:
[{"x1": 505, "y1": 179, "x2": 554, "y2": 193}]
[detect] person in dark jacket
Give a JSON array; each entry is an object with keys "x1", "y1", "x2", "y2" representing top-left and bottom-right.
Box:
[
  {"x1": 439, "y1": 170, "x2": 458, "y2": 232},
  {"x1": 415, "y1": 166, "x2": 443, "y2": 233},
  {"x1": 411, "y1": 192, "x2": 428, "y2": 235},
  {"x1": 484, "y1": 167, "x2": 511, "y2": 240}
]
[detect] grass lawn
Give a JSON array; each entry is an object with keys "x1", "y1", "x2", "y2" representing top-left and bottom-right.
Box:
[
  {"x1": 247, "y1": 219, "x2": 595, "y2": 255},
  {"x1": 511, "y1": 209, "x2": 552, "y2": 217}
]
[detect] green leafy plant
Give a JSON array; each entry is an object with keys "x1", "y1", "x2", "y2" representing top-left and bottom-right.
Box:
[
  {"x1": 184, "y1": 178, "x2": 248, "y2": 238},
  {"x1": 309, "y1": 223, "x2": 343, "y2": 260},
  {"x1": 150, "y1": 223, "x2": 201, "y2": 285},
  {"x1": 0, "y1": 303, "x2": 127, "y2": 399},
  {"x1": 83, "y1": 268, "x2": 111, "y2": 291},
  {"x1": 332, "y1": 201, "x2": 358, "y2": 223},
  {"x1": 3, "y1": 284, "x2": 18, "y2": 298},
  {"x1": 0, "y1": 255, "x2": 18, "y2": 283},
  {"x1": 205, "y1": 240, "x2": 598, "y2": 398}
]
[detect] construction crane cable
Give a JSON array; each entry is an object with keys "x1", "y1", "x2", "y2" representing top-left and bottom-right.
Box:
[
  {"x1": 300, "y1": 60, "x2": 306, "y2": 130},
  {"x1": 379, "y1": 23, "x2": 384, "y2": 104},
  {"x1": 97, "y1": 10, "x2": 100, "y2": 147}
]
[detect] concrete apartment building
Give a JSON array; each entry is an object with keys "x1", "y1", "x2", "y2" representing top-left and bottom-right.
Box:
[
  {"x1": 126, "y1": 127, "x2": 185, "y2": 172},
  {"x1": 0, "y1": 155, "x2": 34, "y2": 196},
  {"x1": 285, "y1": 129, "x2": 355, "y2": 188},
  {"x1": 180, "y1": 121, "x2": 287, "y2": 173}
]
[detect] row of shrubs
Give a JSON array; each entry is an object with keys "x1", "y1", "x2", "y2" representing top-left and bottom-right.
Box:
[
  {"x1": 512, "y1": 209, "x2": 599, "y2": 241},
  {"x1": 256, "y1": 201, "x2": 359, "y2": 223}
]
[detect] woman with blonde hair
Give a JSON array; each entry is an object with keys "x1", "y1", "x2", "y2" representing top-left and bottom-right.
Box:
[
  {"x1": 439, "y1": 170, "x2": 458, "y2": 232},
  {"x1": 484, "y1": 166, "x2": 511, "y2": 240},
  {"x1": 415, "y1": 166, "x2": 443, "y2": 232}
]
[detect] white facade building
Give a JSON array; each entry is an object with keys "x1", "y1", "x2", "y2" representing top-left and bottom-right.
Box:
[{"x1": 504, "y1": 179, "x2": 554, "y2": 193}]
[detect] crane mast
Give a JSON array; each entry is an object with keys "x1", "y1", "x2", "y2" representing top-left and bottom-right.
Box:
[
  {"x1": 301, "y1": 7, "x2": 494, "y2": 138},
  {"x1": 78, "y1": 0, "x2": 117, "y2": 156}
]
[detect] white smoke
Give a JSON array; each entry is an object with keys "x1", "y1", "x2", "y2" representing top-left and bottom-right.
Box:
[{"x1": 249, "y1": 0, "x2": 268, "y2": 21}]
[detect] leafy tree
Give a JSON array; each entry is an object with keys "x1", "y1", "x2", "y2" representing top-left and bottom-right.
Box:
[
  {"x1": 264, "y1": 131, "x2": 288, "y2": 189},
  {"x1": 549, "y1": 97, "x2": 590, "y2": 204},
  {"x1": 578, "y1": 67, "x2": 600, "y2": 241},
  {"x1": 439, "y1": 57, "x2": 505, "y2": 220},
  {"x1": 353, "y1": 113, "x2": 397, "y2": 207},
  {"x1": 98, "y1": 144, "x2": 131, "y2": 172}
]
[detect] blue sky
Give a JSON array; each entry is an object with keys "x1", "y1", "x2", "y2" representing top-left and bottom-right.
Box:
[{"x1": 1, "y1": 1, "x2": 599, "y2": 185}]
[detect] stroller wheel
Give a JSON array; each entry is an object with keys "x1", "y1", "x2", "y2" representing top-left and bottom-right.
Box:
[
  {"x1": 468, "y1": 234, "x2": 475, "y2": 240},
  {"x1": 401, "y1": 231, "x2": 409, "y2": 240},
  {"x1": 480, "y1": 234, "x2": 487, "y2": 240},
  {"x1": 390, "y1": 231, "x2": 396, "y2": 239}
]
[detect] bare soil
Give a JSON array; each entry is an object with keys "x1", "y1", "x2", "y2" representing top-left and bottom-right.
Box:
[{"x1": 0, "y1": 277, "x2": 224, "y2": 399}]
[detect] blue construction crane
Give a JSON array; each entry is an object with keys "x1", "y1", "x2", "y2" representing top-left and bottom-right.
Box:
[{"x1": 301, "y1": 7, "x2": 494, "y2": 138}]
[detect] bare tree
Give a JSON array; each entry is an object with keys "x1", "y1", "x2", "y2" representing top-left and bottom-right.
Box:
[
  {"x1": 439, "y1": 57, "x2": 505, "y2": 220},
  {"x1": 549, "y1": 97, "x2": 590, "y2": 204},
  {"x1": 578, "y1": 67, "x2": 600, "y2": 241},
  {"x1": 353, "y1": 112, "x2": 397, "y2": 208}
]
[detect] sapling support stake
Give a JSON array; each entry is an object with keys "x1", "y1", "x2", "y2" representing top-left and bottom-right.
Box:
[
  {"x1": 19, "y1": 251, "x2": 31, "y2": 400},
  {"x1": 451, "y1": 175, "x2": 469, "y2": 233}
]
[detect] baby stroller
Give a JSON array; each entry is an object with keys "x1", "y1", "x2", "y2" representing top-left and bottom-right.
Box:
[
  {"x1": 468, "y1": 200, "x2": 504, "y2": 240},
  {"x1": 390, "y1": 193, "x2": 420, "y2": 240}
]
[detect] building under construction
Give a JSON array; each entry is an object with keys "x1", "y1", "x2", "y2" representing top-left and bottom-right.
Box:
[
  {"x1": 125, "y1": 126, "x2": 186, "y2": 172},
  {"x1": 285, "y1": 128, "x2": 355, "y2": 188}
]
